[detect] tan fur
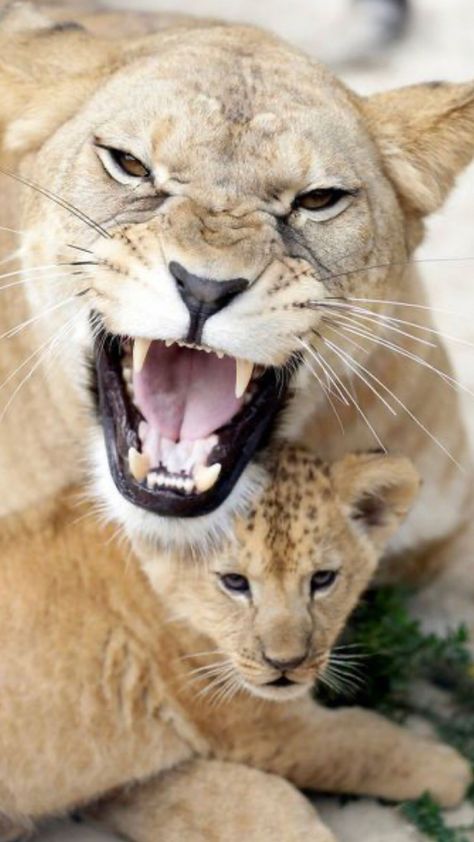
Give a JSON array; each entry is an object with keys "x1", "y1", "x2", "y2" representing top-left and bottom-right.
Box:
[
  {"x1": 0, "y1": 447, "x2": 470, "y2": 841},
  {"x1": 0, "y1": 1, "x2": 473, "y2": 579}
]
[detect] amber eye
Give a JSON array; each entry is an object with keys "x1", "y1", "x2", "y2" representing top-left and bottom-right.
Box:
[
  {"x1": 310, "y1": 570, "x2": 338, "y2": 594},
  {"x1": 108, "y1": 148, "x2": 150, "y2": 179},
  {"x1": 220, "y1": 573, "x2": 251, "y2": 594},
  {"x1": 293, "y1": 188, "x2": 348, "y2": 212}
]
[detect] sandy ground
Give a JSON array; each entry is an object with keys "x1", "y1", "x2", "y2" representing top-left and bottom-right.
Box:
[{"x1": 34, "y1": 1, "x2": 474, "y2": 839}]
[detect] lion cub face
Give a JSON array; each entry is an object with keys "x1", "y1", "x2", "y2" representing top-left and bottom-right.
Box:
[{"x1": 146, "y1": 447, "x2": 419, "y2": 701}]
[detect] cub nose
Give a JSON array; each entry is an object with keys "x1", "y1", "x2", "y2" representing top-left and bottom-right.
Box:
[
  {"x1": 169, "y1": 261, "x2": 248, "y2": 343},
  {"x1": 262, "y1": 652, "x2": 308, "y2": 672}
]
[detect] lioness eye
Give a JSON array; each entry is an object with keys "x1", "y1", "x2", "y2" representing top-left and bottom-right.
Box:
[
  {"x1": 220, "y1": 573, "x2": 250, "y2": 594},
  {"x1": 109, "y1": 148, "x2": 150, "y2": 178},
  {"x1": 311, "y1": 570, "x2": 338, "y2": 594},
  {"x1": 293, "y1": 188, "x2": 347, "y2": 212}
]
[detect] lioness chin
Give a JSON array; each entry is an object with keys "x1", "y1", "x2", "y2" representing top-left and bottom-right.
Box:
[
  {"x1": 0, "y1": 1, "x2": 473, "y2": 567},
  {"x1": 0, "y1": 445, "x2": 470, "y2": 841}
]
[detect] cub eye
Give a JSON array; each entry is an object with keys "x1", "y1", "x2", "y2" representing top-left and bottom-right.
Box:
[
  {"x1": 310, "y1": 570, "x2": 338, "y2": 594},
  {"x1": 293, "y1": 188, "x2": 348, "y2": 212},
  {"x1": 108, "y1": 148, "x2": 150, "y2": 179},
  {"x1": 220, "y1": 573, "x2": 250, "y2": 594}
]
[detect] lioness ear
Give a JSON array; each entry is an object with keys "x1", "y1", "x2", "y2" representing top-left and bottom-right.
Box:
[
  {"x1": 0, "y1": 2, "x2": 119, "y2": 154},
  {"x1": 362, "y1": 81, "x2": 474, "y2": 215},
  {"x1": 331, "y1": 452, "x2": 420, "y2": 549}
]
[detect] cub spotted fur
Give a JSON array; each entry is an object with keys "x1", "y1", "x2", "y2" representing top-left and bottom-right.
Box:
[
  {"x1": 0, "y1": 2, "x2": 473, "y2": 581},
  {"x1": 0, "y1": 447, "x2": 469, "y2": 841}
]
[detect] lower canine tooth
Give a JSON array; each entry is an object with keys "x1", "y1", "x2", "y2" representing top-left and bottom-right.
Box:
[
  {"x1": 133, "y1": 338, "x2": 152, "y2": 373},
  {"x1": 235, "y1": 358, "x2": 254, "y2": 399},
  {"x1": 128, "y1": 447, "x2": 150, "y2": 482},
  {"x1": 194, "y1": 462, "x2": 222, "y2": 493}
]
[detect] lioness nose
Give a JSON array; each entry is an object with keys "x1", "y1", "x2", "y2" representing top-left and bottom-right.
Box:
[
  {"x1": 169, "y1": 261, "x2": 248, "y2": 343},
  {"x1": 263, "y1": 652, "x2": 307, "y2": 672}
]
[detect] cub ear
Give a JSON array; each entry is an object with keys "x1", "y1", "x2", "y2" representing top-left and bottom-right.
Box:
[
  {"x1": 331, "y1": 452, "x2": 420, "y2": 550},
  {"x1": 0, "y1": 2, "x2": 119, "y2": 155},
  {"x1": 362, "y1": 80, "x2": 474, "y2": 215}
]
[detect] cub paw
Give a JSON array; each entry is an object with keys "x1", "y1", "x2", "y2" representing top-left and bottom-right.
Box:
[{"x1": 413, "y1": 743, "x2": 472, "y2": 808}]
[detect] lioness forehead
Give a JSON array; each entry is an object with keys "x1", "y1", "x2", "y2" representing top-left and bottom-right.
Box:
[{"x1": 91, "y1": 26, "x2": 368, "y2": 198}]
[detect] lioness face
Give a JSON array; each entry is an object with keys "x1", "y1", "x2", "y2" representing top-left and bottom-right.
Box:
[
  {"x1": 8, "y1": 18, "x2": 472, "y2": 542},
  {"x1": 144, "y1": 447, "x2": 419, "y2": 701}
]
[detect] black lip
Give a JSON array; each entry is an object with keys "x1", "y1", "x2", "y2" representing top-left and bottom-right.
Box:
[
  {"x1": 267, "y1": 676, "x2": 295, "y2": 687},
  {"x1": 93, "y1": 327, "x2": 294, "y2": 518}
]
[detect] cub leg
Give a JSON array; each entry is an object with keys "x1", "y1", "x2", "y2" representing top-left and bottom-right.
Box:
[
  {"x1": 230, "y1": 698, "x2": 471, "y2": 808},
  {"x1": 90, "y1": 758, "x2": 336, "y2": 842}
]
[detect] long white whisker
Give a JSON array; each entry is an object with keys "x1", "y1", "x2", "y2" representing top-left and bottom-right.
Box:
[
  {"x1": 0, "y1": 272, "x2": 77, "y2": 294},
  {"x1": 0, "y1": 313, "x2": 83, "y2": 423},
  {"x1": 340, "y1": 300, "x2": 474, "y2": 351},
  {"x1": 326, "y1": 318, "x2": 474, "y2": 403},
  {"x1": 296, "y1": 339, "x2": 346, "y2": 434},
  {"x1": 0, "y1": 248, "x2": 22, "y2": 267},
  {"x1": 0, "y1": 225, "x2": 24, "y2": 235},
  {"x1": 0, "y1": 294, "x2": 81, "y2": 341},
  {"x1": 0, "y1": 263, "x2": 74, "y2": 283},
  {"x1": 323, "y1": 335, "x2": 464, "y2": 472},
  {"x1": 318, "y1": 303, "x2": 436, "y2": 348},
  {"x1": 297, "y1": 336, "x2": 350, "y2": 406},
  {"x1": 309, "y1": 341, "x2": 387, "y2": 451}
]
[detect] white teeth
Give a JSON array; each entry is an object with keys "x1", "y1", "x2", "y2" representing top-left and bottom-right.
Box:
[
  {"x1": 133, "y1": 338, "x2": 152, "y2": 373},
  {"x1": 128, "y1": 447, "x2": 150, "y2": 482},
  {"x1": 193, "y1": 462, "x2": 221, "y2": 493},
  {"x1": 235, "y1": 358, "x2": 254, "y2": 399},
  {"x1": 165, "y1": 340, "x2": 174, "y2": 348},
  {"x1": 216, "y1": 351, "x2": 224, "y2": 359}
]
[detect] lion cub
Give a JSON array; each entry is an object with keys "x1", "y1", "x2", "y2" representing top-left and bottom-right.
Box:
[{"x1": 0, "y1": 448, "x2": 469, "y2": 842}]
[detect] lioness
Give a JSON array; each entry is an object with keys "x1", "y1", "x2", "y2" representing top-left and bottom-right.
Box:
[
  {"x1": 0, "y1": 2, "x2": 473, "y2": 576},
  {"x1": 0, "y1": 445, "x2": 470, "y2": 842}
]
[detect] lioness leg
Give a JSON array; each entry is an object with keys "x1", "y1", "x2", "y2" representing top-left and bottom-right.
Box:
[{"x1": 90, "y1": 759, "x2": 336, "y2": 842}]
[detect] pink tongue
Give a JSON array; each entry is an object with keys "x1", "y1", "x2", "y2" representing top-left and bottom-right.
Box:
[{"x1": 133, "y1": 342, "x2": 243, "y2": 442}]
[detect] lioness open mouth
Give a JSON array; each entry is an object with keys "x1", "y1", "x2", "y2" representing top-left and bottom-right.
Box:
[{"x1": 94, "y1": 325, "x2": 292, "y2": 517}]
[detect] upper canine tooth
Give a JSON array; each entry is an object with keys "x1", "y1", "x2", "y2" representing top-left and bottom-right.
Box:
[
  {"x1": 128, "y1": 447, "x2": 150, "y2": 482},
  {"x1": 133, "y1": 338, "x2": 152, "y2": 373},
  {"x1": 235, "y1": 358, "x2": 254, "y2": 399},
  {"x1": 193, "y1": 462, "x2": 221, "y2": 493}
]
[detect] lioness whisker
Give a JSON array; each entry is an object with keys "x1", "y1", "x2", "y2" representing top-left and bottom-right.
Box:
[
  {"x1": 306, "y1": 339, "x2": 387, "y2": 451},
  {"x1": 0, "y1": 264, "x2": 77, "y2": 284},
  {"x1": 0, "y1": 273, "x2": 78, "y2": 295},
  {"x1": 0, "y1": 168, "x2": 111, "y2": 240},
  {"x1": 0, "y1": 311, "x2": 85, "y2": 424},
  {"x1": 298, "y1": 336, "x2": 350, "y2": 406},
  {"x1": 0, "y1": 294, "x2": 82, "y2": 343},
  {"x1": 318, "y1": 305, "x2": 437, "y2": 349},
  {"x1": 325, "y1": 300, "x2": 474, "y2": 351},
  {"x1": 321, "y1": 335, "x2": 397, "y2": 417},
  {"x1": 325, "y1": 319, "x2": 474, "y2": 408},
  {"x1": 0, "y1": 248, "x2": 22, "y2": 268},
  {"x1": 0, "y1": 225, "x2": 25, "y2": 236},
  {"x1": 347, "y1": 295, "x2": 474, "y2": 319},
  {"x1": 300, "y1": 254, "x2": 474, "y2": 290},
  {"x1": 300, "y1": 356, "x2": 346, "y2": 434},
  {"x1": 323, "y1": 335, "x2": 464, "y2": 472},
  {"x1": 66, "y1": 243, "x2": 95, "y2": 256}
]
